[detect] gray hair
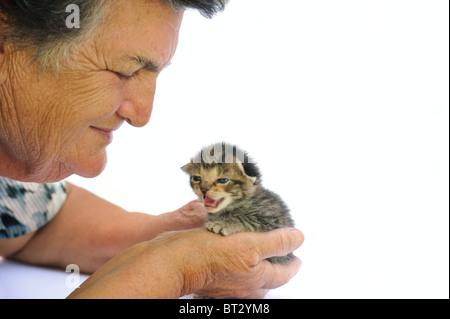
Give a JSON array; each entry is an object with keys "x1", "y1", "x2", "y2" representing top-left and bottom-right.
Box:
[
  {"x1": 0, "y1": 0, "x2": 227, "y2": 72},
  {"x1": 165, "y1": 0, "x2": 227, "y2": 17}
]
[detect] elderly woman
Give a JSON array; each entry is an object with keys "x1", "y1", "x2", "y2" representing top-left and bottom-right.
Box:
[{"x1": 0, "y1": 0, "x2": 304, "y2": 298}]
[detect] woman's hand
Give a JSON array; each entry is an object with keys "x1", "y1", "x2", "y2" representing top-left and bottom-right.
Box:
[
  {"x1": 175, "y1": 228, "x2": 304, "y2": 299},
  {"x1": 67, "y1": 228, "x2": 304, "y2": 299},
  {"x1": 162, "y1": 199, "x2": 208, "y2": 231}
]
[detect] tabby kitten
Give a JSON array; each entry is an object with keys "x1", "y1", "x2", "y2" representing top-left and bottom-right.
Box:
[{"x1": 182, "y1": 142, "x2": 295, "y2": 264}]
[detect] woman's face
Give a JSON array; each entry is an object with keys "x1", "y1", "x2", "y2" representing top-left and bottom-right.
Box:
[{"x1": 0, "y1": 0, "x2": 183, "y2": 182}]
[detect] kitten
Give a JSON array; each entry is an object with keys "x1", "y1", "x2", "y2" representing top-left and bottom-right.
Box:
[{"x1": 182, "y1": 142, "x2": 295, "y2": 264}]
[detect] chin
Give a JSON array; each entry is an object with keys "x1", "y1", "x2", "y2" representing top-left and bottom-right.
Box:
[
  {"x1": 72, "y1": 151, "x2": 108, "y2": 178},
  {"x1": 205, "y1": 207, "x2": 221, "y2": 214}
]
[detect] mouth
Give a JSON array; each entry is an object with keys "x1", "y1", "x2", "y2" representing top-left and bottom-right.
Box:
[
  {"x1": 203, "y1": 196, "x2": 225, "y2": 209},
  {"x1": 90, "y1": 125, "x2": 123, "y2": 144},
  {"x1": 90, "y1": 127, "x2": 113, "y2": 144}
]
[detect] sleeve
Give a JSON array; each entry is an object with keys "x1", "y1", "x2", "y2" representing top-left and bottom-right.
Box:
[{"x1": 0, "y1": 177, "x2": 67, "y2": 239}]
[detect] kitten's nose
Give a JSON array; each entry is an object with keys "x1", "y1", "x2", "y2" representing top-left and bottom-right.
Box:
[{"x1": 201, "y1": 188, "x2": 209, "y2": 196}]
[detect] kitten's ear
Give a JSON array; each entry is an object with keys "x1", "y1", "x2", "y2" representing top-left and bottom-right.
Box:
[
  {"x1": 236, "y1": 162, "x2": 259, "y2": 185},
  {"x1": 181, "y1": 163, "x2": 192, "y2": 174}
]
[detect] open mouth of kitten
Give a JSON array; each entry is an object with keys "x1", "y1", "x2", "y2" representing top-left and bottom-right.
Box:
[{"x1": 204, "y1": 196, "x2": 225, "y2": 209}]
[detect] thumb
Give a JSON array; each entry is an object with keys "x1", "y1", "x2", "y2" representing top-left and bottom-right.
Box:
[
  {"x1": 256, "y1": 228, "x2": 305, "y2": 260},
  {"x1": 173, "y1": 200, "x2": 208, "y2": 229}
]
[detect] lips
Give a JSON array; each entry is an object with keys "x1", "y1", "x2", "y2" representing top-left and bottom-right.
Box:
[
  {"x1": 204, "y1": 196, "x2": 224, "y2": 209},
  {"x1": 91, "y1": 126, "x2": 117, "y2": 133},
  {"x1": 90, "y1": 126, "x2": 114, "y2": 143},
  {"x1": 89, "y1": 121, "x2": 123, "y2": 145}
]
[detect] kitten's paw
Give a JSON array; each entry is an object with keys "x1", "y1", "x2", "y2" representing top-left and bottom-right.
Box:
[
  {"x1": 205, "y1": 221, "x2": 233, "y2": 236},
  {"x1": 219, "y1": 227, "x2": 232, "y2": 236},
  {"x1": 205, "y1": 221, "x2": 218, "y2": 233}
]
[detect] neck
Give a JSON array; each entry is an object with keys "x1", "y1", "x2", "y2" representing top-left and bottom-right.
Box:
[
  {"x1": 0, "y1": 145, "x2": 25, "y2": 180},
  {"x1": 0, "y1": 146, "x2": 66, "y2": 183}
]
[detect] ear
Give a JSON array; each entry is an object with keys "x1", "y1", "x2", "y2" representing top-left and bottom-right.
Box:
[
  {"x1": 181, "y1": 164, "x2": 190, "y2": 174},
  {"x1": 181, "y1": 162, "x2": 193, "y2": 174},
  {"x1": 236, "y1": 162, "x2": 258, "y2": 185}
]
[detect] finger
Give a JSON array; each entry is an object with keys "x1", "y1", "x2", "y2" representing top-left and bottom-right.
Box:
[
  {"x1": 184, "y1": 199, "x2": 205, "y2": 211},
  {"x1": 176, "y1": 201, "x2": 207, "y2": 228},
  {"x1": 260, "y1": 256, "x2": 302, "y2": 290},
  {"x1": 190, "y1": 198, "x2": 204, "y2": 205},
  {"x1": 256, "y1": 228, "x2": 304, "y2": 261}
]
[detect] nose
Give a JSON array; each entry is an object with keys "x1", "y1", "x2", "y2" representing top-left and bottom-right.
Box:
[
  {"x1": 200, "y1": 181, "x2": 210, "y2": 196},
  {"x1": 116, "y1": 79, "x2": 156, "y2": 127}
]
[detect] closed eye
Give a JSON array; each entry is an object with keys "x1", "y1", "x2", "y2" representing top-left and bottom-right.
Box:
[{"x1": 113, "y1": 71, "x2": 135, "y2": 80}]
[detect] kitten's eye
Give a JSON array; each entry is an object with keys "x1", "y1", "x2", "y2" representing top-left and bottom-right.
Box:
[
  {"x1": 192, "y1": 176, "x2": 202, "y2": 182},
  {"x1": 217, "y1": 178, "x2": 229, "y2": 184}
]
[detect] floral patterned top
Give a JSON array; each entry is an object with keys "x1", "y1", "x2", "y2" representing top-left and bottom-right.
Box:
[{"x1": 0, "y1": 177, "x2": 67, "y2": 239}]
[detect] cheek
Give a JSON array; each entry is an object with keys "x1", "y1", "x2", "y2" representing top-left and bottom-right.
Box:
[
  {"x1": 210, "y1": 185, "x2": 227, "y2": 195},
  {"x1": 225, "y1": 184, "x2": 244, "y2": 198},
  {"x1": 192, "y1": 184, "x2": 202, "y2": 196},
  {"x1": 64, "y1": 74, "x2": 124, "y2": 124},
  {"x1": 53, "y1": 76, "x2": 124, "y2": 172},
  {"x1": 48, "y1": 82, "x2": 122, "y2": 150}
]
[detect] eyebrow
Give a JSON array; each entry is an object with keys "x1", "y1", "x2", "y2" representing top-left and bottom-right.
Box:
[{"x1": 127, "y1": 55, "x2": 160, "y2": 72}]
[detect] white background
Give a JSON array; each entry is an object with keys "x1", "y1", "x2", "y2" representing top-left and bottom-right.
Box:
[{"x1": 67, "y1": 0, "x2": 450, "y2": 298}]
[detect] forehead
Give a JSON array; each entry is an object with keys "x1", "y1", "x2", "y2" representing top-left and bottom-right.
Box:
[
  {"x1": 199, "y1": 167, "x2": 220, "y2": 181},
  {"x1": 198, "y1": 164, "x2": 241, "y2": 179},
  {"x1": 93, "y1": 0, "x2": 183, "y2": 70}
]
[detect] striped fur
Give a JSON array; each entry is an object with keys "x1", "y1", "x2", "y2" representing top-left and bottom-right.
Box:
[{"x1": 182, "y1": 143, "x2": 295, "y2": 264}]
